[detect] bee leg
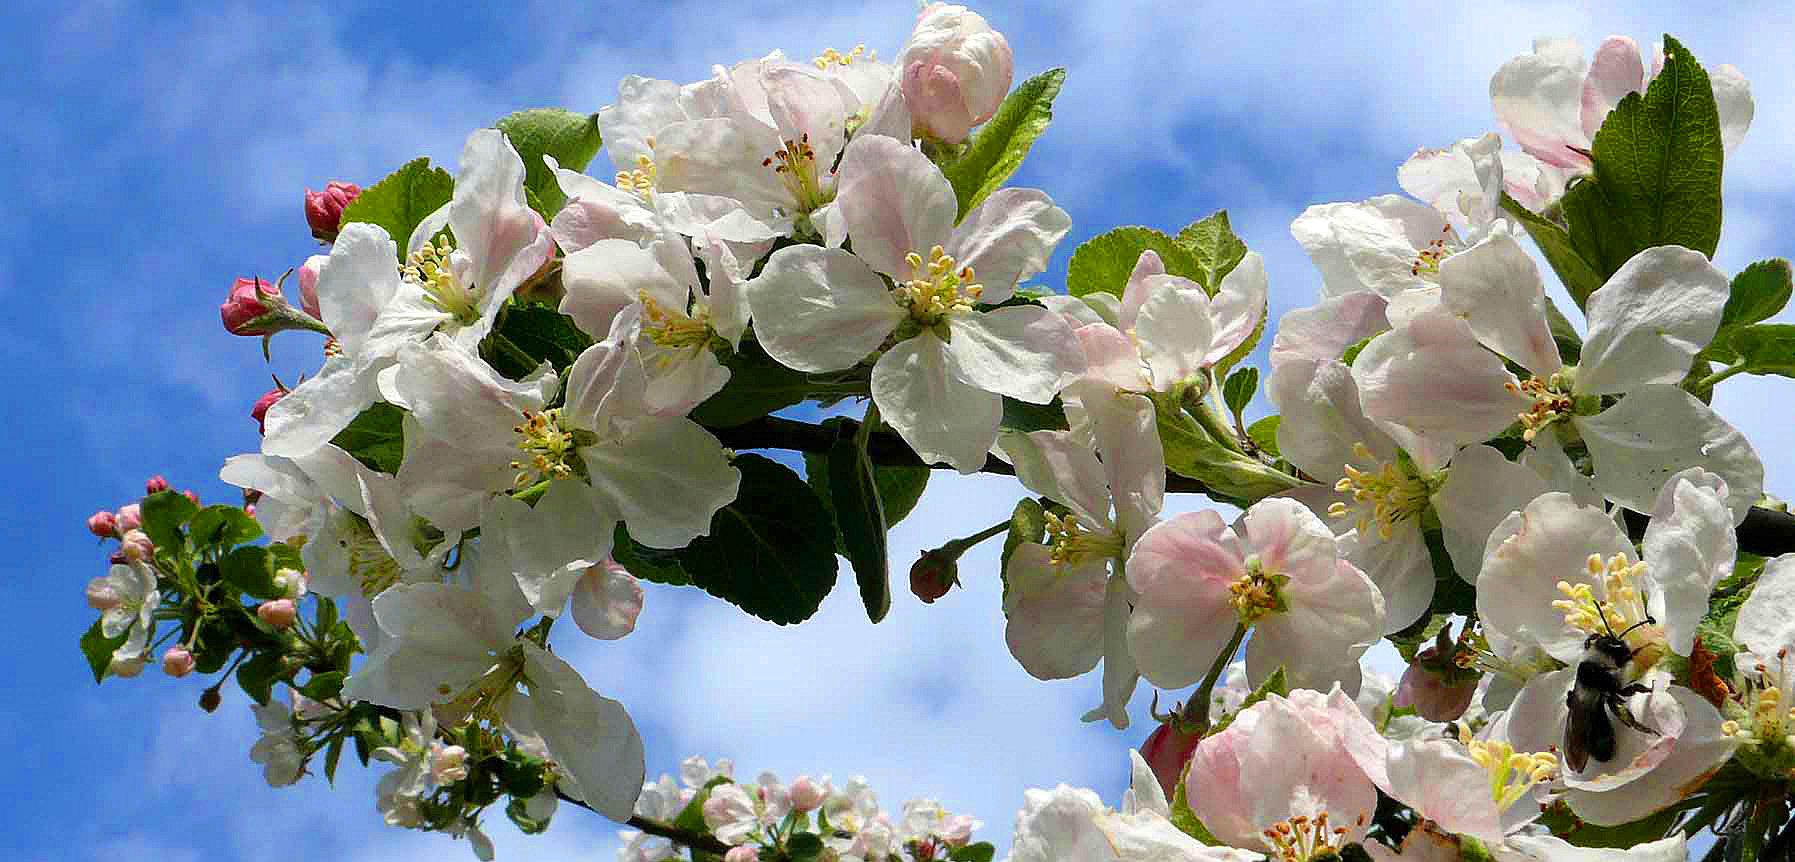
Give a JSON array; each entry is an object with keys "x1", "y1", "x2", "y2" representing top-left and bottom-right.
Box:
[{"x1": 1610, "y1": 698, "x2": 1659, "y2": 737}]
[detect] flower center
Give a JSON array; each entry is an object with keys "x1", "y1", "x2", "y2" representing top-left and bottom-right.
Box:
[
  {"x1": 1327, "y1": 443, "x2": 1435, "y2": 541},
  {"x1": 1228, "y1": 558, "x2": 1289, "y2": 625},
  {"x1": 335, "y1": 513, "x2": 402, "y2": 599},
  {"x1": 1458, "y1": 723, "x2": 1557, "y2": 811},
  {"x1": 895, "y1": 246, "x2": 983, "y2": 325},
  {"x1": 616, "y1": 154, "x2": 657, "y2": 203},
  {"x1": 1409, "y1": 225, "x2": 1456, "y2": 280},
  {"x1": 762, "y1": 133, "x2": 833, "y2": 214},
  {"x1": 1043, "y1": 511, "x2": 1123, "y2": 566},
  {"x1": 639, "y1": 289, "x2": 715, "y2": 353},
  {"x1": 404, "y1": 238, "x2": 481, "y2": 326},
  {"x1": 1552, "y1": 553, "x2": 1665, "y2": 669},
  {"x1": 1262, "y1": 811, "x2": 1350, "y2": 862},
  {"x1": 511, "y1": 408, "x2": 583, "y2": 488},
  {"x1": 813, "y1": 44, "x2": 872, "y2": 69},
  {"x1": 1722, "y1": 650, "x2": 1795, "y2": 777},
  {"x1": 1505, "y1": 372, "x2": 1575, "y2": 442}
]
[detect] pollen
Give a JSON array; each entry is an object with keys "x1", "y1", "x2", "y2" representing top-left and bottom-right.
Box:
[
  {"x1": 764, "y1": 132, "x2": 832, "y2": 213},
  {"x1": 1506, "y1": 372, "x2": 1574, "y2": 442},
  {"x1": 616, "y1": 155, "x2": 657, "y2": 203},
  {"x1": 1552, "y1": 553, "x2": 1666, "y2": 669},
  {"x1": 1262, "y1": 811, "x2": 1350, "y2": 862},
  {"x1": 1327, "y1": 443, "x2": 1434, "y2": 540},
  {"x1": 337, "y1": 516, "x2": 402, "y2": 599},
  {"x1": 1725, "y1": 651, "x2": 1795, "y2": 778},
  {"x1": 894, "y1": 246, "x2": 983, "y2": 324},
  {"x1": 511, "y1": 408, "x2": 581, "y2": 488},
  {"x1": 813, "y1": 44, "x2": 872, "y2": 69},
  {"x1": 1457, "y1": 723, "x2": 1557, "y2": 811},
  {"x1": 404, "y1": 237, "x2": 480, "y2": 326},
  {"x1": 1409, "y1": 225, "x2": 1455, "y2": 278},
  {"x1": 639, "y1": 289, "x2": 715, "y2": 354},
  {"x1": 1043, "y1": 511, "x2": 1123, "y2": 566},
  {"x1": 1227, "y1": 558, "x2": 1288, "y2": 625}
]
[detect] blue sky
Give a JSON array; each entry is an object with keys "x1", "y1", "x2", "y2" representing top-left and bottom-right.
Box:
[{"x1": 8, "y1": 2, "x2": 1795, "y2": 860}]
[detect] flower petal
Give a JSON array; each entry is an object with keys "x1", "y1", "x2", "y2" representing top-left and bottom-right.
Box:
[
  {"x1": 946, "y1": 188, "x2": 1071, "y2": 304},
  {"x1": 1577, "y1": 385, "x2": 1763, "y2": 523},
  {"x1": 1578, "y1": 247, "x2": 1728, "y2": 395},
  {"x1": 871, "y1": 333, "x2": 1003, "y2": 473},
  {"x1": 946, "y1": 305, "x2": 1085, "y2": 403},
  {"x1": 1439, "y1": 234, "x2": 1561, "y2": 376},
  {"x1": 744, "y1": 246, "x2": 904, "y2": 372},
  {"x1": 836, "y1": 134, "x2": 957, "y2": 280}
]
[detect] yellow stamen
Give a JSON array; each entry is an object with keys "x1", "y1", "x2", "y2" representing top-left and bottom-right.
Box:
[
  {"x1": 511, "y1": 409, "x2": 580, "y2": 488},
  {"x1": 616, "y1": 155, "x2": 657, "y2": 203},
  {"x1": 403, "y1": 237, "x2": 480, "y2": 325},
  {"x1": 895, "y1": 246, "x2": 983, "y2": 324},
  {"x1": 1328, "y1": 443, "x2": 1433, "y2": 541}
]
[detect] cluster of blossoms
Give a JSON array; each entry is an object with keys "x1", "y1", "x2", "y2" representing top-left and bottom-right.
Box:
[
  {"x1": 77, "y1": 5, "x2": 1795, "y2": 861},
  {"x1": 616, "y1": 757, "x2": 986, "y2": 862}
]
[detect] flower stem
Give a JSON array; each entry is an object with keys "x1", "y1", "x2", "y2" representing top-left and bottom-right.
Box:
[
  {"x1": 1698, "y1": 362, "x2": 1749, "y2": 391},
  {"x1": 1182, "y1": 623, "x2": 1248, "y2": 732}
]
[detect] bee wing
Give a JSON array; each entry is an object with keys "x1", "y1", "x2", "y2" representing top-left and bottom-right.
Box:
[{"x1": 1563, "y1": 686, "x2": 1613, "y2": 773}]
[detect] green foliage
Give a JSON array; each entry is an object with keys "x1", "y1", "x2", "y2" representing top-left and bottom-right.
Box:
[
  {"x1": 80, "y1": 620, "x2": 128, "y2": 683},
  {"x1": 786, "y1": 832, "x2": 825, "y2": 862},
  {"x1": 1500, "y1": 193, "x2": 1606, "y2": 307},
  {"x1": 236, "y1": 650, "x2": 284, "y2": 706},
  {"x1": 1726, "y1": 323, "x2": 1795, "y2": 379},
  {"x1": 1388, "y1": 613, "x2": 1453, "y2": 663},
  {"x1": 942, "y1": 68, "x2": 1066, "y2": 219},
  {"x1": 188, "y1": 504, "x2": 262, "y2": 549},
  {"x1": 330, "y1": 403, "x2": 407, "y2": 474},
  {"x1": 999, "y1": 498, "x2": 1048, "y2": 592},
  {"x1": 1537, "y1": 801, "x2": 1681, "y2": 848},
  {"x1": 949, "y1": 843, "x2": 997, "y2": 862},
  {"x1": 1222, "y1": 367, "x2": 1257, "y2": 419},
  {"x1": 1209, "y1": 665, "x2": 1286, "y2": 735},
  {"x1": 1245, "y1": 415, "x2": 1281, "y2": 458},
  {"x1": 1000, "y1": 395, "x2": 1069, "y2": 433},
  {"x1": 220, "y1": 545, "x2": 283, "y2": 600},
  {"x1": 676, "y1": 455, "x2": 840, "y2": 625},
  {"x1": 485, "y1": 302, "x2": 594, "y2": 377},
  {"x1": 494, "y1": 108, "x2": 603, "y2": 219},
  {"x1": 1066, "y1": 226, "x2": 1205, "y2": 300},
  {"x1": 1422, "y1": 528, "x2": 1478, "y2": 617},
  {"x1": 1155, "y1": 403, "x2": 1298, "y2": 505},
  {"x1": 611, "y1": 525, "x2": 692, "y2": 586},
  {"x1": 689, "y1": 341, "x2": 814, "y2": 428},
  {"x1": 140, "y1": 489, "x2": 198, "y2": 552},
  {"x1": 339, "y1": 157, "x2": 455, "y2": 258},
  {"x1": 1169, "y1": 765, "x2": 1222, "y2": 844},
  {"x1": 1559, "y1": 35, "x2": 1724, "y2": 282},
  {"x1": 827, "y1": 419, "x2": 893, "y2": 623},
  {"x1": 1718, "y1": 259, "x2": 1792, "y2": 333},
  {"x1": 1175, "y1": 210, "x2": 1248, "y2": 294}
]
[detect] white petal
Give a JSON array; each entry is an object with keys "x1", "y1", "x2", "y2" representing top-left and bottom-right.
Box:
[
  {"x1": 1712, "y1": 63, "x2": 1755, "y2": 153},
  {"x1": 1002, "y1": 547, "x2": 1108, "y2": 680},
  {"x1": 743, "y1": 246, "x2": 904, "y2": 372},
  {"x1": 1133, "y1": 277, "x2": 1214, "y2": 388},
  {"x1": 947, "y1": 188, "x2": 1071, "y2": 304},
  {"x1": 1477, "y1": 494, "x2": 1632, "y2": 663},
  {"x1": 1490, "y1": 43, "x2": 1591, "y2": 169},
  {"x1": 1269, "y1": 291, "x2": 1389, "y2": 370},
  {"x1": 515, "y1": 643, "x2": 645, "y2": 821},
  {"x1": 1433, "y1": 444, "x2": 1550, "y2": 583},
  {"x1": 1289, "y1": 196, "x2": 1449, "y2": 298},
  {"x1": 1096, "y1": 575, "x2": 1140, "y2": 729},
  {"x1": 1267, "y1": 357, "x2": 1397, "y2": 482},
  {"x1": 571, "y1": 561, "x2": 644, "y2": 641},
  {"x1": 560, "y1": 238, "x2": 685, "y2": 343},
  {"x1": 1338, "y1": 525, "x2": 1433, "y2": 634},
  {"x1": 1005, "y1": 430, "x2": 1111, "y2": 526},
  {"x1": 1207, "y1": 252, "x2": 1268, "y2": 365},
  {"x1": 344, "y1": 584, "x2": 516, "y2": 710},
  {"x1": 836, "y1": 134, "x2": 956, "y2": 280},
  {"x1": 1439, "y1": 234, "x2": 1561, "y2": 376},
  {"x1": 1565, "y1": 686, "x2": 1736, "y2": 826},
  {"x1": 1578, "y1": 247, "x2": 1728, "y2": 395},
  {"x1": 260, "y1": 358, "x2": 380, "y2": 459},
  {"x1": 1735, "y1": 555, "x2": 1795, "y2": 659},
  {"x1": 487, "y1": 481, "x2": 618, "y2": 616},
  {"x1": 1580, "y1": 37, "x2": 1645, "y2": 141},
  {"x1": 1578, "y1": 386, "x2": 1763, "y2": 523},
  {"x1": 946, "y1": 306, "x2": 1085, "y2": 403},
  {"x1": 1353, "y1": 308, "x2": 1526, "y2": 448},
  {"x1": 871, "y1": 334, "x2": 1002, "y2": 473},
  {"x1": 1641, "y1": 468, "x2": 1735, "y2": 654},
  {"x1": 582, "y1": 418, "x2": 740, "y2": 549},
  {"x1": 447, "y1": 129, "x2": 552, "y2": 306},
  {"x1": 317, "y1": 222, "x2": 404, "y2": 356}
]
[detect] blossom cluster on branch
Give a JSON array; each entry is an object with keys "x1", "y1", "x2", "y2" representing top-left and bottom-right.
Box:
[{"x1": 76, "y1": 4, "x2": 1795, "y2": 861}]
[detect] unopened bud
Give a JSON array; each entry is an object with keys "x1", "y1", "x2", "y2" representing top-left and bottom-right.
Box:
[
  {"x1": 898, "y1": 4, "x2": 1014, "y2": 144},
  {"x1": 199, "y1": 686, "x2": 222, "y2": 712},
  {"x1": 273, "y1": 567, "x2": 308, "y2": 600},
  {"x1": 1140, "y1": 720, "x2": 1203, "y2": 800},
  {"x1": 1394, "y1": 661, "x2": 1477, "y2": 722},
  {"x1": 120, "y1": 529, "x2": 155, "y2": 562},
  {"x1": 221, "y1": 276, "x2": 281, "y2": 336},
  {"x1": 182, "y1": 490, "x2": 199, "y2": 505},
  {"x1": 723, "y1": 846, "x2": 758, "y2": 862},
  {"x1": 85, "y1": 576, "x2": 122, "y2": 611},
  {"x1": 162, "y1": 646, "x2": 196, "y2": 678},
  {"x1": 305, "y1": 181, "x2": 362, "y2": 242},
  {"x1": 297, "y1": 253, "x2": 327, "y2": 319},
  {"x1": 941, "y1": 814, "x2": 976, "y2": 847},
  {"x1": 144, "y1": 475, "x2": 169, "y2": 494},
  {"x1": 110, "y1": 652, "x2": 147, "y2": 678},
  {"x1": 116, "y1": 503, "x2": 142, "y2": 531},
  {"x1": 431, "y1": 742, "x2": 470, "y2": 784},
  {"x1": 789, "y1": 775, "x2": 826, "y2": 812},
  {"x1": 257, "y1": 598, "x2": 298, "y2": 629},
  {"x1": 87, "y1": 510, "x2": 118, "y2": 538},
  {"x1": 251, "y1": 388, "x2": 285, "y2": 434},
  {"x1": 910, "y1": 547, "x2": 960, "y2": 603}
]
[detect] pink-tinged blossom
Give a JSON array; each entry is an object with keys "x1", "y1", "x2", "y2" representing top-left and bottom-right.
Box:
[
  {"x1": 1126, "y1": 498, "x2": 1384, "y2": 694},
  {"x1": 116, "y1": 503, "x2": 142, "y2": 531},
  {"x1": 220, "y1": 277, "x2": 278, "y2": 336},
  {"x1": 1380, "y1": 723, "x2": 1557, "y2": 844},
  {"x1": 1397, "y1": 132, "x2": 1564, "y2": 235},
  {"x1": 1724, "y1": 555, "x2": 1795, "y2": 776},
  {"x1": 746, "y1": 134, "x2": 1080, "y2": 472},
  {"x1": 257, "y1": 598, "x2": 297, "y2": 629},
  {"x1": 249, "y1": 387, "x2": 284, "y2": 434},
  {"x1": 1183, "y1": 688, "x2": 1388, "y2": 855},
  {"x1": 1008, "y1": 755, "x2": 1259, "y2": 862},
  {"x1": 144, "y1": 475, "x2": 169, "y2": 494},
  {"x1": 1491, "y1": 36, "x2": 1753, "y2": 173},
  {"x1": 897, "y1": 4, "x2": 1013, "y2": 143},
  {"x1": 296, "y1": 253, "x2": 326, "y2": 319}
]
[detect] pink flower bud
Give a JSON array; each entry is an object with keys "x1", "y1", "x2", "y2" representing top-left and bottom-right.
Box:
[
  {"x1": 909, "y1": 548, "x2": 960, "y2": 603},
  {"x1": 120, "y1": 529, "x2": 155, "y2": 562},
  {"x1": 257, "y1": 598, "x2": 298, "y2": 629},
  {"x1": 144, "y1": 475, "x2": 169, "y2": 494},
  {"x1": 898, "y1": 4, "x2": 1014, "y2": 144},
  {"x1": 1140, "y1": 720, "x2": 1203, "y2": 800},
  {"x1": 182, "y1": 490, "x2": 199, "y2": 505},
  {"x1": 723, "y1": 846, "x2": 758, "y2": 862},
  {"x1": 86, "y1": 576, "x2": 122, "y2": 611},
  {"x1": 116, "y1": 503, "x2": 142, "y2": 531},
  {"x1": 110, "y1": 652, "x2": 147, "y2": 678},
  {"x1": 941, "y1": 815, "x2": 976, "y2": 847},
  {"x1": 297, "y1": 253, "x2": 327, "y2": 319},
  {"x1": 87, "y1": 510, "x2": 118, "y2": 538},
  {"x1": 431, "y1": 742, "x2": 470, "y2": 784},
  {"x1": 221, "y1": 276, "x2": 281, "y2": 336},
  {"x1": 1393, "y1": 661, "x2": 1477, "y2": 722},
  {"x1": 789, "y1": 775, "x2": 825, "y2": 812},
  {"x1": 162, "y1": 646, "x2": 196, "y2": 677},
  {"x1": 305, "y1": 181, "x2": 361, "y2": 242},
  {"x1": 251, "y1": 388, "x2": 285, "y2": 434}
]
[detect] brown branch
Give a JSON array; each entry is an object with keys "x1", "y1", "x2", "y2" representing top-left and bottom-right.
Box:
[
  {"x1": 554, "y1": 791, "x2": 732, "y2": 855},
  {"x1": 713, "y1": 416, "x2": 1795, "y2": 557}
]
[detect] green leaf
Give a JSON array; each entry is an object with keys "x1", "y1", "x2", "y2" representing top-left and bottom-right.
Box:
[
  {"x1": 1209, "y1": 665, "x2": 1286, "y2": 735},
  {"x1": 324, "y1": 734, "x2": 346, "y2": 784},
  {"x1": 140, "y1": 489, "x2": 198, "y2": 552},
  {"x1": 1535, "y1": 802, "x2": 1681, "y2": 848},
  {"x1": 495, "y1": 109, "x2": 603, "y2": 220},
  {"x1": 220, "y1": 546, "x2": 282, "y2": 600},
  {"x1": 1729, "y1": 323, "x2": 1795, "y2": 378},
  {"x1": 338, "y1": 157, "x2": 455, "y2": 259},
  {"x1": 329, "y1": 402, "x2": 407, "y2": 474},
  {"x1": 1499, "y1": 193, "x2": 1606, "y2": 308},
  {"x1": 1559, "y1": 35, "x2": 1724, "y2": 280},
  {"x1": 487, "y1": 303, "x2": 594, "y2": 377},
  {"x1": 610, "y1": 525, "x2": 692, "y2": 586},
  {"x1": 786, "y1": 832, "x2": 825, "y2": 862},
  {"x1": 1222, "y1": 367, "x2": 1258, "y2": 418},
  {"x1": 677, "y1": 455, "x2": 838, "y2": 624},
  {"x1": 80, "y1": 620, "x2": 129, "y2": 684},
  {"x1": 1155, "y1": 405, "x2": 1298, "y2": 505},
  {"x1": 1717, "y1": 258, "x2": 1793, "y2": 337},
  {"x1": 690, "y1": 341, "x2": 814, "y2": 428},
  {"x1": 941, "y1": 68, "x2": 1066, "y2": 219},
  {"x1": 1423, "y1": 529, "x2": 1477, "y2": 617},
  {"x1": 1175, "y1": 210, "x2": 1248, "y2": 293},
  {"x1": 299, "y1": 670, "x2": 347, "y2": 702},
  {"x1": 825, "y1": 420, "x2": 892, "y2": 623},
  {"x1": 1000, "y1": 395, "x2": 1069, "y2": 433},
  {"x1": 1543, "y1": 294, "x2": 1585, "y2": 365},
  {"x1": 187, "y1": 504, "x2": 262, "y2": 549},
  {"x1": 1066, "y1": 226, "x2": 1205, "y2": 300},
  {"x1": 236, "y1": 650, "x2": 283, "y2": 706},
  {"x1": 1340, "y1": 334, "x2": 1377, "y2": 367},
  {"x1": 1245, "y1": 415, "x2": 1281, "y2": 458},
  {"x1": 1168, "y1": 757, "x2": 1221, "y2": 844},
  {"x1": 999, "y1": 498, "x2": 1048, "y2": 594},
  {"x1": 949, "y1": 842, "x2": 997, "y2": 862}
]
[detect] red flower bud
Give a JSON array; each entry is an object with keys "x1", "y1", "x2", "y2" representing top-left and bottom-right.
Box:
[
  {"x1": 144, "y1": 475, "x2": 169, "y2": 494},
  {"x1": 305, "y1": 181, "x2": 361, "y2": 242},
  {"x1": 1140, "y1": 720, "x2": 1202, "y2": 800},
  {"x1": 162, "y1": 646, "x2": 196, "y2": 678},
  {"x1": 220, "y1": 277, "x2": 281, "y2": 336},
  {"x1": 909, "y1": 547, "x2": 960, "y2": 603},
  {"x1": 251, "y1": 388, "x2": 285, "y2": 434},
  {"x1": 87, "y1": 510, "x2": 118, "y2": 538}
]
